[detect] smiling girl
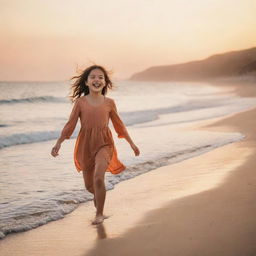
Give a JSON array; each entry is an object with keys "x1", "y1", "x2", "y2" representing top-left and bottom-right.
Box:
[{"x1": 51, "y1": 65, "x2": 140, "y2": 225}]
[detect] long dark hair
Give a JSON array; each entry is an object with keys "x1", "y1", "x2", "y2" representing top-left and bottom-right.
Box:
[{"x1": 69, "y1": 65, "x2": 113, "y2": 102}]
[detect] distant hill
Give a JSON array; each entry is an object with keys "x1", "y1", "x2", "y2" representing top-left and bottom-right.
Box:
[{"x1": 130, "y1": 47, "x2": 256, "y2": 81}]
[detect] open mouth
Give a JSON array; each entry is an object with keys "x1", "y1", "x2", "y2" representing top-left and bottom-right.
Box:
[{"x1": 92, "y1": 82, "x2": 102, "y2": 88}]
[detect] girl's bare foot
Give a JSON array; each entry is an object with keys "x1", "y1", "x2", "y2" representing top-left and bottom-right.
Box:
[
  {"x1": 92, "y1": 214, "x2": 104, "y2": 225},
  {"x1": 92, "y1": 214, "x2": 108, "y2": 225}
]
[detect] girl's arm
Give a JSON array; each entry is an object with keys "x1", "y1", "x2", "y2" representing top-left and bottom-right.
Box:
[
  {"x1": 110, "y1": 99, "x2": 140, "y2": 156},
  {"x1": 51, "y1": 99, "x2": 81, "y2": 157}
]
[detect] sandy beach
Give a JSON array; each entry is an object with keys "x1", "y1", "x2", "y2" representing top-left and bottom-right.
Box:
[{"x1": 1, "y1": 81, "x2": 256, "y2": 256}]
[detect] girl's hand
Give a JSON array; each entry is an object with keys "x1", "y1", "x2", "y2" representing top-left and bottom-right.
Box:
[
  {"x1": 131, "y1": 143, "x2": 140, "y2": 156},
  {"x1": 51, "y1": 143, "x2": 61, "y2": 157}
]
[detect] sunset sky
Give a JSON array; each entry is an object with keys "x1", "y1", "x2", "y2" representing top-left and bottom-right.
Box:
[{"x1": 0, "y1": 0, "x2": 255, "y2": 81}]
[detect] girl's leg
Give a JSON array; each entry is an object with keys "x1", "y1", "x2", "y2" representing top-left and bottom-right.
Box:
[
  {"x1": 82, "y1": 169, "x2": 97, "y2": 208},
  {"x1": 92, "y1": 147, "x2": 110, "y2": 225}
]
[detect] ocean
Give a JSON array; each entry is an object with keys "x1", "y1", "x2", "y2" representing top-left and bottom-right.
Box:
[{"x1": 1, "y1": 80, "x2": 256, "y2": 239}]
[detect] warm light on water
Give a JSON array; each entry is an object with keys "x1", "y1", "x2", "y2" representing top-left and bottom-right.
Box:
[{"x1": 1, "y1": 80, "x2": 256, "y2": 238}]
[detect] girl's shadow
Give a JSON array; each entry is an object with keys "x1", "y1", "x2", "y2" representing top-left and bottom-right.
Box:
[{"x1": 94, "y1": 223, "x2": 107, "y2": 239}]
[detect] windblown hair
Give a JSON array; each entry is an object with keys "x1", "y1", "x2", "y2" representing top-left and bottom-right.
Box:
[{"x1": 69, "y1": 65, "x2": 113, "y2": 102}]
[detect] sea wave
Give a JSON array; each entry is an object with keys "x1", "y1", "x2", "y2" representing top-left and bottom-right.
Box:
[
  {"x1": 0, "y1": 96, "x2": 66, "y2": 105},
  {"x1": 0, "y1": 98, "x2": 247, "y2": 149},
  {"x1": 0, "y1": 101, "x2": 229, "y2": 149},
  {"x1": 0, "y1": 130, "x2": 68, "y2": 149}
]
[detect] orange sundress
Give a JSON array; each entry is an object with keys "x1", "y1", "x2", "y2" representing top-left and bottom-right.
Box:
[{"x1": 60, "y1": 96, "x2": 129, "y2": 174}]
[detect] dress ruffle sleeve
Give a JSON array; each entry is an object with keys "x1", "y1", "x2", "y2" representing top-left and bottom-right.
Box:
[
  {"x1": 60, "y1": 99, "x2": 80, "y2": 140},
  {"x1": 110, "y1": 99, "x2": 129, "y2": 139}
]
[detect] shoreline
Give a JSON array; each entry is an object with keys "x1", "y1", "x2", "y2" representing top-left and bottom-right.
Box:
[{"x1": 0, "y1": 81, "x2": 256, "y2": 256}]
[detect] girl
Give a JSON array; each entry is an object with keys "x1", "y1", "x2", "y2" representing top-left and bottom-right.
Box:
[{"x1": 51, "y1": 65, "x2": 140, "y2": 225}]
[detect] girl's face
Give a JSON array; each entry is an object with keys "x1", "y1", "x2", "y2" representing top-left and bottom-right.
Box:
[{"x1": 86, "y1": 68, "x2": 106, "y2": 94}]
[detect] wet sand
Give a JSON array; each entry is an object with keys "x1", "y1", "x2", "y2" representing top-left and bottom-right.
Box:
[{"x1": 0, "y1": 82, "x2": 256, "y2": 256}]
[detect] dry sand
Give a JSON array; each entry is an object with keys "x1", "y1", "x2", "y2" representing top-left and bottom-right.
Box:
[{"x1": 0, "y1": 82, "x2": 256, "y2": 256}]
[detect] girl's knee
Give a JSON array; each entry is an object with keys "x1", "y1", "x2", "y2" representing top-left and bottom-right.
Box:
[
  {"x1": 86, "y1": 185, "x2": 94, "y2": 194},
  {"x1": 94, "y1": 174, "x2": 104, "y2": 188}
]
